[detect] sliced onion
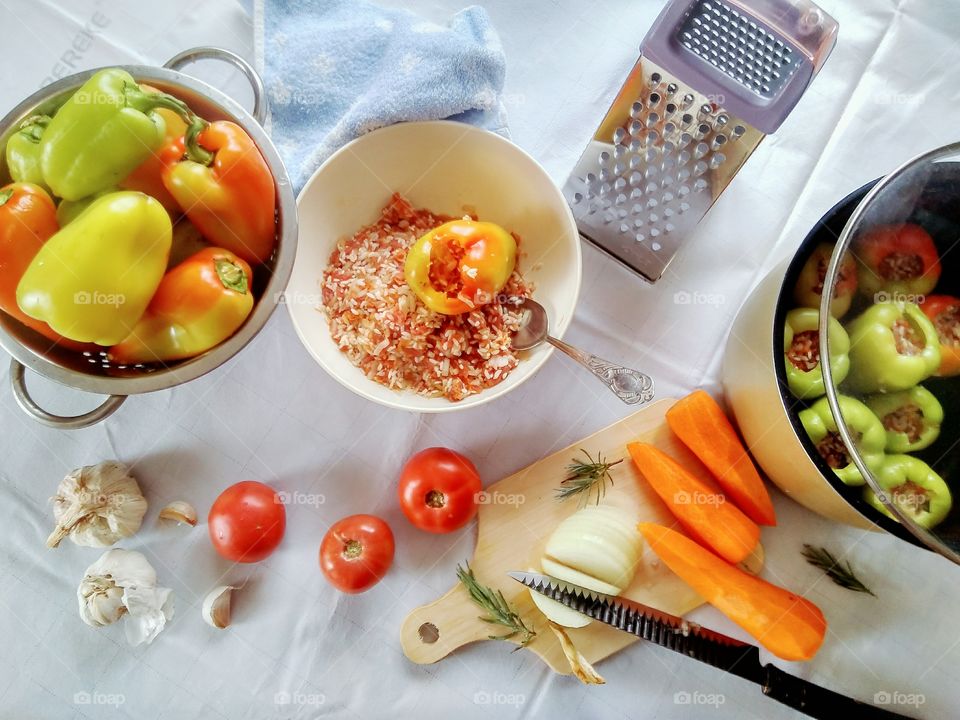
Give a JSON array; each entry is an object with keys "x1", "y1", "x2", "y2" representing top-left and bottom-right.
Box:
[{"x1": 530, "y1": 505, "x2": 643, "y2": 628}]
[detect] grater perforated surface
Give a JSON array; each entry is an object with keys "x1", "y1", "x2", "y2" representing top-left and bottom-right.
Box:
[
  {"x1": 678, "y1": 0, "x2": 801, "y2": 97},
  {"x1": 563, "y1": 61, "x2": 763, "y2": 282}
]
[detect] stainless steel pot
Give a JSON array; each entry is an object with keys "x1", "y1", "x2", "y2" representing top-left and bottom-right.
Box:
[
  {"x1": 0, "y1": 47, "x2": 297, "y2": 429},
  {"x1": 723, "y1": 184, "x2": 879, "y2": 530},
  {"x1": 724, "y1": 145, "x2": 960, "y2": 564}
]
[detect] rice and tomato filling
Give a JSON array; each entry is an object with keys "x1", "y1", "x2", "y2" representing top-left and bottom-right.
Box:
[{"x1": 321, "y1": 194, "x2": 532, "y2": 402}]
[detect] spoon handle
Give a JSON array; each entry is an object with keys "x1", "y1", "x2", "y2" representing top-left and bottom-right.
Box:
[{"x1": 546, "y1": 336, "x2": 655, "y2": 405}]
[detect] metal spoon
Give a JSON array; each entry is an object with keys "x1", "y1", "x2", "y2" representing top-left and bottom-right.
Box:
[{"x1": 511, "y1": 298, "x2": 654, "y2": 405}]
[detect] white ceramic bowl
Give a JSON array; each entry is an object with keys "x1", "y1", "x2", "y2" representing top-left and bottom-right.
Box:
[{"x1": 287, "y1": 120, "x2": 582, "y2": 412}]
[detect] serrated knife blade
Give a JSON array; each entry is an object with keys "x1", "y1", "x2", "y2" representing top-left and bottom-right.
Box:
[{"x1": 509, "y1": 572, "x2": 915, "y2": 720}]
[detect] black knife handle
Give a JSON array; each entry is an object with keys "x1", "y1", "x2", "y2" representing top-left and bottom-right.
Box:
[{"x1": 761, "y1": 664, "x2": 918, "y2": 720}]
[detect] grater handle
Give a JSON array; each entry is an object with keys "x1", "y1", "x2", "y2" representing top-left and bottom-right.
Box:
[{"x1": 546, "y1": 337, "x2": 655, "y2": 405}]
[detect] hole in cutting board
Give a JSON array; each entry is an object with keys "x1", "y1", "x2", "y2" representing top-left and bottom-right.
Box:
[{"x1": 418, "y1": 622, "x2": 439, "y2": 644}]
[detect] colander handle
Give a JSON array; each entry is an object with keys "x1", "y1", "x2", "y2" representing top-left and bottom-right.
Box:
[
  {"x1": 10, "y1": 359, "x2": 126, "y2": 430},
  {"x1": 164, "y1": 47, "x2": 267, "y2": 125}
]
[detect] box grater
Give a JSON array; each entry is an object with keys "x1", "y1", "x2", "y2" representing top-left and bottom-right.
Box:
[{"x1": 564, "y1": 0, "x2": 838, "y2": 282}]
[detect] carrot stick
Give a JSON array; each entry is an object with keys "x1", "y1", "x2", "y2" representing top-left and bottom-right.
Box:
[
  {"x1": 666, "y1": 390, "x2": 777, "y2": 526},
  {"x1": 627, "y1": 442, "x2": 760, "y2": 564},
  {"x1": 638, "y1": 523, "x2": 826, "y2": 661}
]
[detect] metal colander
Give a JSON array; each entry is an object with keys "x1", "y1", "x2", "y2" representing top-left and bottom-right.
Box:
[{"x1": 0, "y1": 48, "x2": 297, "y2": 429}]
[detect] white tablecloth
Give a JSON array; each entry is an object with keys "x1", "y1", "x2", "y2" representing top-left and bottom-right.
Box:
[{"x1": 1, "y1": 1, "x2": 958, "y2": 718}]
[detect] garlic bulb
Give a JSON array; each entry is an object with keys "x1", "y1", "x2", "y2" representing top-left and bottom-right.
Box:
[
  {"x1": 201, "y1": 586, "x2": 235, "y2": 629},
  {"x1": 77, "y1": 549, "x2": 174, "y2": 646},
  {"x1": 48, "y1": 461, "x2": 147, "y2": 548}
]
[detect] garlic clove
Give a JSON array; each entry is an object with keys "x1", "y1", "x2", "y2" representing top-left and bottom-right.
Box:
[
  {"x1": 159, "y1": 501, "x2": 198, "y2": 527},
  {"x1": 201, "y1": 586, "x2": 235, "y2": 629}
]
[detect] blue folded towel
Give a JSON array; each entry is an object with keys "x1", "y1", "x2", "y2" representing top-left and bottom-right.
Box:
[{"x1": 252, "y1": 0, "x2": 508, "y2": 192}]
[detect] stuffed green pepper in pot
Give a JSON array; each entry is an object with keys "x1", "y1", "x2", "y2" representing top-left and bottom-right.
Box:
[
  {"x1": 846, "y1": 303, "x2": 940, "y2": 393},
  {"x1": 865, "y1": 385, "x2": 943, "y2": 453},
  {"x1": 792, "y1": 242, "x2": 858, "y2": 318},
  {"x1": 784, "y1": 308, "x2": 850, "y2": 399},
  {"x1": 799, "y1": 395, "x2": 886, "y2": 486},
  {"x1": 863, "y1": 455, "x2": 952, "y2": 530}
]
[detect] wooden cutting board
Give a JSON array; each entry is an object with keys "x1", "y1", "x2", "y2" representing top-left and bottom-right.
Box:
[{"x1": 400, "y1": 398, "x2": 752, "y2": 674}]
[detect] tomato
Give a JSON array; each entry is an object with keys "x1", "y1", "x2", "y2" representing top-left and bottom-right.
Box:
[
  {"x1": 208, "y1": 481, "x2": 286, "y2": 563},
  {"x1": 319, "y1": 514, "x2": 395, "y2": 593},
  {"x1": 398, "y1": 447, "x2": 482, "y2": 533}
]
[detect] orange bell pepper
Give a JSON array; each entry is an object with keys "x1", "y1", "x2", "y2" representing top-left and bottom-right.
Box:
[
  {"x1": 920, "y1": 295, "x2": 960, "y2": 377},
  {"x1": 628, "y1": 442, "x2": 760, "y2": 564},
  {"x1": 0, "y1": 182, "x2": 86, "y2": 349},
  {"x1": 118, "y1": 83, "x2": 187, "y2": 216},
  {"x1": 160, "y1": 120, "x2": 276, "y2": 266},
  {"x1": 665, "y1": 390, "x2": 777, "y2": 525},
  {"x1": 109, "y1": 247, "x2": 254, "y2": 364},
  {"x1": 639, "y1": 523, "x2": 826, "y2": 662},
  {"x1": 404, "y1": 218, "x2": 517, "y2": 315}
]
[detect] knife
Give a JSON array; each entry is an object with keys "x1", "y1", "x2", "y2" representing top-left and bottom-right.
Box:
[{"x1": 510, "y1": 571, "x2": 915, "y2": 720}]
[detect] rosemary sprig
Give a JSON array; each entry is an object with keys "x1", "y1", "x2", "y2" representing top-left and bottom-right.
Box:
[
  {"x1": 555, "y1": 449, "x2": 623, "y2": 507},
  {"x1": 456, "y1": 563, "x2": 536, "y2": 646},
  {"x1": 802, "y1": 544, "x2": 876, "y2": 597}
]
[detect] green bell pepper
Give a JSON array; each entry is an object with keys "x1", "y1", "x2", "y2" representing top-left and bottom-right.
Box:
[
  {"x1": 863, "y1": 455, "x2": 952, "y2": 529},
  {"x1": 16, "y1": 191, "x2": 172, "y2": 345},
  {"x1": 4, "y1": 115, "x2": 51, "y2": 193},
  {"x1": 799, "y1": 394, "x2": 886, "y2": 486},
  {"x1": 784, "y1": 307, "x2": 850, "y2": 399},
  {"x1": 39, "y1": 68, "x2": 207, "y2": 201},
  {"x1": 865, "y1": 385, "x2": 943, "y2": 453},
  {"x1": 846, "y1": 303, "x2": 940, "y2": 393}
]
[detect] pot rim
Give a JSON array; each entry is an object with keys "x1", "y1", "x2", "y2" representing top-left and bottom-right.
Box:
[{"x1": 0, "y1": 60, "x2": 297, "y2": 397}]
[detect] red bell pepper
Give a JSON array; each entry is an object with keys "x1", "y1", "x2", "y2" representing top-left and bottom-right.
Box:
[
  {"x1": 160, "y1": 120, "x2": 276, "y2": 266},
  {"x1": 0, "y1": 182, "x2": 86, "y2": 349},
  {"x1": 109, "y1": 247, "x2": 254, "y2": 364},
  {"x1": 853, "y1": 223, "x2": 941, "y2": 299},
  {"x1": 920, "y1": 295, "x2": 960, "y2": 377}
]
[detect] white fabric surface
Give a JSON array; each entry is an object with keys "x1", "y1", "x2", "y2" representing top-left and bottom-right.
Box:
[{"x1": 1, "y1": 1, "x2": 959, "y2": 718}]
